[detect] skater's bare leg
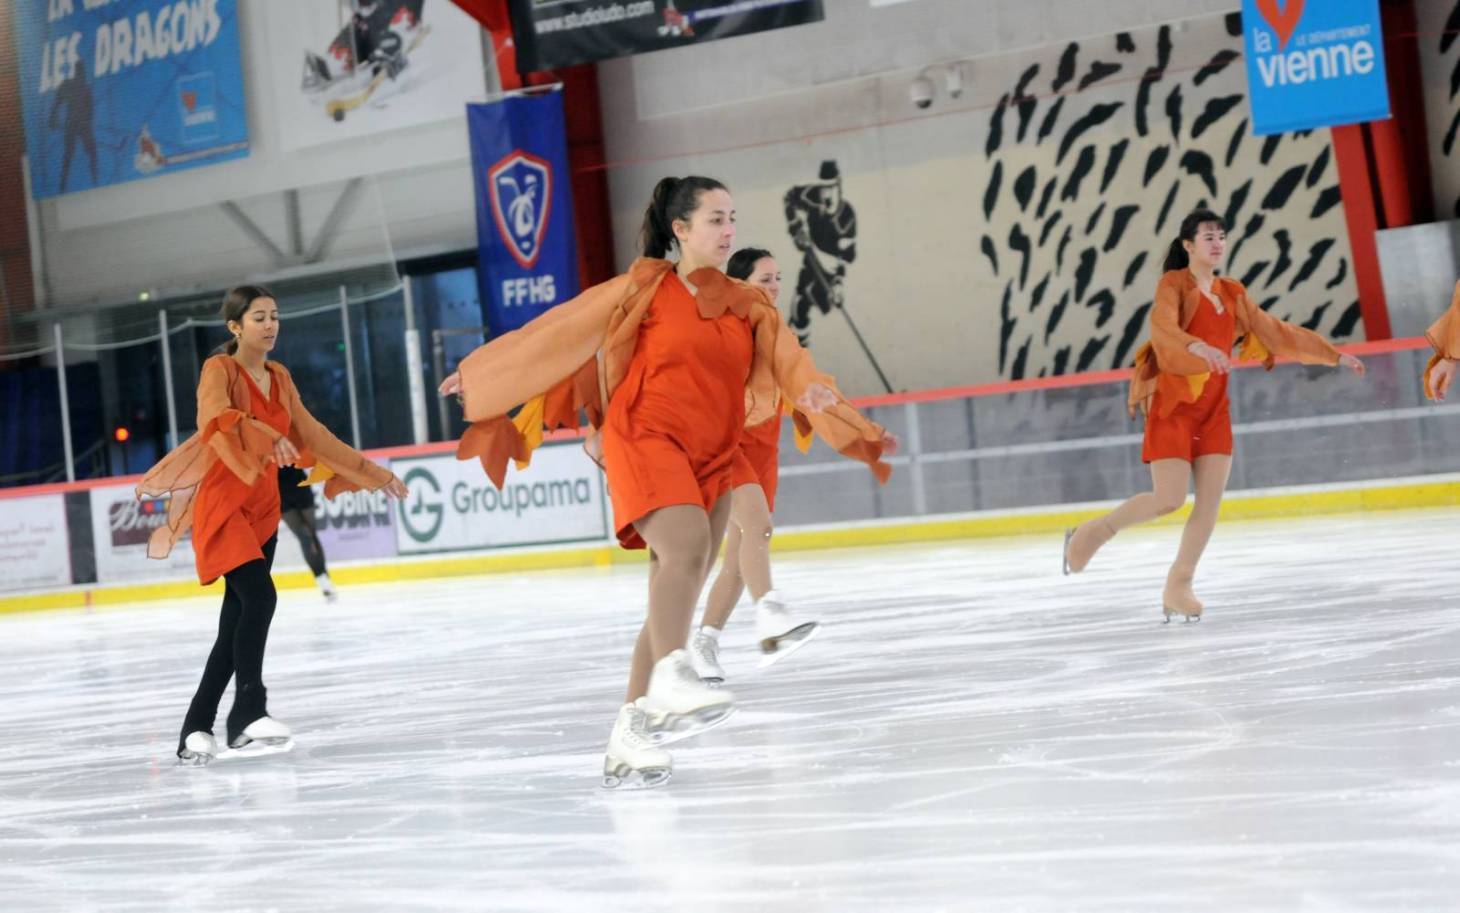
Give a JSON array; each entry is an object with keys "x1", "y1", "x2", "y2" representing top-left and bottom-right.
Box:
[
  {"x1": 1067, "y1": 459, "x2": 1190, "y2": 571},
  {"x1": 703, "y1": 484, "x2": 771, "y2": 629},
  {"x1": 702, "y1": 522, "x2": 745, "y2": 631},
  {"x1": 1165, "y1": 454, "x2": 1232, "y2": 617},
  {"x1": 625, "y1": 496, "x2": 732, "y2": 701}
]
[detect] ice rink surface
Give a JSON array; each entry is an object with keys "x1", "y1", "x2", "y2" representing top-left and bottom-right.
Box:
[{"x1": 3, "y1": 510, "x2": 1459, "y2": 912}]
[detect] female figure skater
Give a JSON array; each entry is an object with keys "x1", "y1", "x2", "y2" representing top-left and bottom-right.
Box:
[
  {"x1": 137, "y1": 286, "x2": 407, "y2": 764},
  {"x1": 278, "y1": 465, "x2": 337, "y2": 602},
  {"x1": 440, "y1": 177, "x2": 894, "y2": 789},
  {"x1": 1062, "y1": 210, "x2": 1365, "y2": 621},
  {"x1": 689, "y1": 248, "x2": 896, "y2": 683},
  {"x1": 1420, "y1": 280, "x2": 1460, "y2": 400}
]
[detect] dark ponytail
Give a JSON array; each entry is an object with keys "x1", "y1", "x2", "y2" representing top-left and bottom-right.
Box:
[
  {"x1": 726, "y1": 247, "x2": 773, "y2": 281},
  {"x1": 1163, "y1": 209, "x2": 1226, "y2": 272},
  {"x1": 637, "y1": 175, "x2": 728, "y2": 258},
  {"x1": 218, "y1": 284, "x2": 275, "y2": 356}
]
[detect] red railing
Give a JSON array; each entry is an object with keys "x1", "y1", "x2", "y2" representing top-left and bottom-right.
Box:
[{"x1": 0, "y1": 336, "x2": 1427, "y2": 501}]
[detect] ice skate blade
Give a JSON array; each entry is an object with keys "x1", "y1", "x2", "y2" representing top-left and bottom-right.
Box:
[
  {"x1": 697, "y1": 675, "x2": 725, "y2": 685},
  {"x1": 175, "y1": 751, "x2": 213, "y2": 769},
  {"x1": 217, "y1": 737, "x2": 295, "y2": 761},
  {"x1": 602, "y1": 759, "x2": 672, "y2": 790},
  {"x1": 647, "y1": 703, "x2": 736, "y2": 746},
  {"x1": 1162, "y1": 608, "x2": 1202, "y2": 624},
  {"x1": 758, "y1": 621, "x2": 820, "y2": 669},
  {"x1": 1062, "y1": 528, "x2": 1074, "y2": 576}
]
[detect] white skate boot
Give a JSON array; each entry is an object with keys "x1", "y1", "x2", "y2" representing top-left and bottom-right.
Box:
[
  {"x1": 224, "y1": 716, "x2": 294, "y2": 758},
  {"x1": 689, "y1": 628, "x2": 726, "y2": 684},
  {"x1": 602, "y1": 699, "x2": 672, "y2": 790},
  {"x1": 643, "y1": 649, "x2": 735, "y2": 745},
  {"x1": 755, "y1": 591, "x2": 819, "y2": 668},
  {"x1": 177, "y1": 731, "x2": 217, "y2": 767},
  {"x1": 315, "y1": 573, "x2": 338, "y2": 603}
]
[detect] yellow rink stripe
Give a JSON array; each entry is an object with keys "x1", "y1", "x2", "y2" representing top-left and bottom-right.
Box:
[{"x1": 5, "y1": 478, "x2": 1458, "y2": 615}]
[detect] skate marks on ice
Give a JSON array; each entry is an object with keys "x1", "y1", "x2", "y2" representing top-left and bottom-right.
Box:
[{"x1": 1, "y1": 511, "x2": 1459, "y2": 910}]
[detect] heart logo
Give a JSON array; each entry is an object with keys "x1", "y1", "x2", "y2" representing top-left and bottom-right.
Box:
[
  {"x1": 1255, "y1": 0, "x2": 1305, "y2": 50},
  {"x1": 181, "y1": 91, "x2": 197, "y2": 113}
]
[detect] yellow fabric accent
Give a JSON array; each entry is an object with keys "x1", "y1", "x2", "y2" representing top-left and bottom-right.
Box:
[
  {"x1": 794, "y1": 422, "x2": 813, "y2": 454},
  {"x1": 1239, "y1": 333, "x2": 1270, "y2": 363},
  {"x1": 1185, "y1": 372, "x2": 1210, "y2": 399},
  {"x1": 302, "y1": 464, "x2": 335, "y2": 486},
  {"x1": 511, "y1": 395, "x2": 546, "y2": 469}
]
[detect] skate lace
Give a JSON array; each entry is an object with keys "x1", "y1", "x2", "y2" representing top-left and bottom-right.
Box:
[
  {"x1": 623, "y1": 707, "x2": 655, "y2": 748},
  {"x1": 691, "y1": 636, "x2": 719, "y2": 667}
]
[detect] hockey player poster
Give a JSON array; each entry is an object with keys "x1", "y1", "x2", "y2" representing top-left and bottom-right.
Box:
[
  {"x1": 467, "y1": 91, "x2": 580, "y2": 337},
  {"x1": 507, "y1": 0, "x2": 825, "y2": 74},
  {"x1": 11, "y1": 0, "x2": 249, "y2": 199},
  {"x1": 262, "y1": 0, "x2": 487, "y2": 152}
]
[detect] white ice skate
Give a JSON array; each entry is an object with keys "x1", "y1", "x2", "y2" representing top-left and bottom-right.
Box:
[
  {"x1": 642, "y1": 649, "x2": 735, "y2": 745},
  {"x1": 176, "y1": 731, "x2": 217, "y2": 767},
  {"x1": 220, "y1": 716, "x2": 294, "y2": 760},
  {"x1": 755, "y1": 591, "x2": 819, "y2": 668},
  {"x1": 689, "y1": 629, "x2": 725, "y2": 684},
  {"x1": 316, "y1": 573, "x2": 338, "y2": 603},
  {"x1": 602, "y1": 699, "x2": 672, "y2": 790}
]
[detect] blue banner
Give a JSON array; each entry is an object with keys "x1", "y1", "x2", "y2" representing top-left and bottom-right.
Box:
[
  {"x1": 467, "y1": 92, "x2": 580, "y2": 338},
  {"x1": 1242, "y1": 0, "x2": 1390, "y2": 136},
  {"x1": 12, "y1": 0, "x2": 249, "y2": 199}
]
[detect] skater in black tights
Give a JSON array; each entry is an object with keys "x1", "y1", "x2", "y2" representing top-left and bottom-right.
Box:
[{"x1": 279, "y1": 466, "x2": 337, "y2": 601}]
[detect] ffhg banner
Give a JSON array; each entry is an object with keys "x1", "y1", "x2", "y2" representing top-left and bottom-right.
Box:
[
  {"x1": 467, "y1": 90, "x2": 581, "y2": 337},
  {"x1": 1242, "y1": 0, "x2": 1390, "y2": 136}
]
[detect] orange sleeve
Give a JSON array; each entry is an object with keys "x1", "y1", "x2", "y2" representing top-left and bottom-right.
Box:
[
  {"x1": 453, "y1": 272, "x2": 636, "y2": 488},
  {"x1": 1148, "y1": 274, "x2": 1210, "y2": 371},
  {"x1": 1421, "y1": 280, "x2": 1460, "y2": 399},
  {"x1": 754, "y1": 302, "x2": 891, "y2": 483},
  {"x1": 1233, "y1": 284, "x2": 1342, "y2": 368},
  {"x1": 277, "y1": 366, "x2": 394, "y2": 497},
  {"x1": 197, "y1": 357, "x2": 281, "y2": 489}
]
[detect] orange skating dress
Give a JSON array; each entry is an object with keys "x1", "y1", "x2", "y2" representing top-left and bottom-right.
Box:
[
  {"x1": 449, "y1": 259, "x2": 892, "y2": 540},
  {"x1": 191, "y1": 368, "x2": 291, "y2": 583},
  {"x1": 137, "y1": 355, "x2": 394, "y2": 584},
  {"x1": 1128, "y1": 271, "x2": 1343, "y2": 457},
  {"x1": 1141, "y1": 285, "x2": 1236, "y2": 463},
  {"x1": 729, "y1": 404, "x2": 784, "y2": 510},
  {"x1": 600, "y1": 272, "x2": 754, "y2": 548}
]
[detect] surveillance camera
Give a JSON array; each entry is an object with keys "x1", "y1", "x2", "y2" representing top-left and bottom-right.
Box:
[{"x1": 909, "y1": 74, "x2": 935, "y2": 110}]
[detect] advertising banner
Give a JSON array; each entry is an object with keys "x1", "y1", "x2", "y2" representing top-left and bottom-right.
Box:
[
  {"x1": 507, "y1": 0, "x2": 825, "y2": 73},
  {"x1": 262, "y1": 0, "x2": 487, "y2": 152},
  {"x1": 1242, "y1": 0, "x2": 1390, "y2": 135},
  {"x1": 393, "y1": 443, "x2": 608, "y2": 555},
  {"x1": 12, "y1": 0, "x2": 249, "y2": 198},
  {"x1": 0, "y1": 495, "x2": 71, "y2": 593},
  {"x1": 467, "y1": 91, "x2": 580, "y2": 337},
  {"x1": 89, "y1": 483, "x2": 197, "y2": 584}
]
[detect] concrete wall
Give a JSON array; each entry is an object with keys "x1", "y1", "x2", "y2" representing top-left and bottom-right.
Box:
[{"x1": 601, "y1": 7, "x2": 1361, "y2": 395}]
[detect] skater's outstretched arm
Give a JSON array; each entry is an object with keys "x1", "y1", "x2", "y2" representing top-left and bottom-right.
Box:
[
  {"x1": 1231, "y1": 285, "x2": 1364, "y2": 376},
  {"x1": 1423, "y1": 280, "x2": 1460, "y2": 400},
  {"x1": 273, "y1": 363, "x2": 403, "y2": 498}
]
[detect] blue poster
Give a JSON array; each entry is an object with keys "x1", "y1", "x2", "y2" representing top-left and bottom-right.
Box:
[
  {"x1": 1242, "y1": 0, "x2": 1390, "y2": 136},
  {"x1": 12, "y1": 0, "x2": 249, "y2": 199},
  {"x1": 467, "y1": 91, "x2": 580, "y2": 338}
]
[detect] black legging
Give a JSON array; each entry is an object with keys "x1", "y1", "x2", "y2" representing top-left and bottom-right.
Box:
[
  {"x1": 282, "y1": 508, "x2": 328, "y2": 578},
  {"x1": 178, "y1": 536, "x2": 280, "y2": 752}
]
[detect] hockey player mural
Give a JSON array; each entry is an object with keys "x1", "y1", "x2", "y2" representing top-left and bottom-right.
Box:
[
  {"x1": 302, "y1": 0, "x2": 430, "y2": 121},
  {"x1": 784, "y1": 161, "x2": 893, "y2": 391}
]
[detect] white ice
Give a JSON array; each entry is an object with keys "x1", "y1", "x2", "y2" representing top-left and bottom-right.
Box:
[{"x1": 2, "y1": 510, "x2": 1459, "y2": 912}]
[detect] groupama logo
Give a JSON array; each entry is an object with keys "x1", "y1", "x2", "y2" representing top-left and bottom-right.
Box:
[{"x1": 1250, "y1": 0, "x2": 1378, "y2": 88}]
